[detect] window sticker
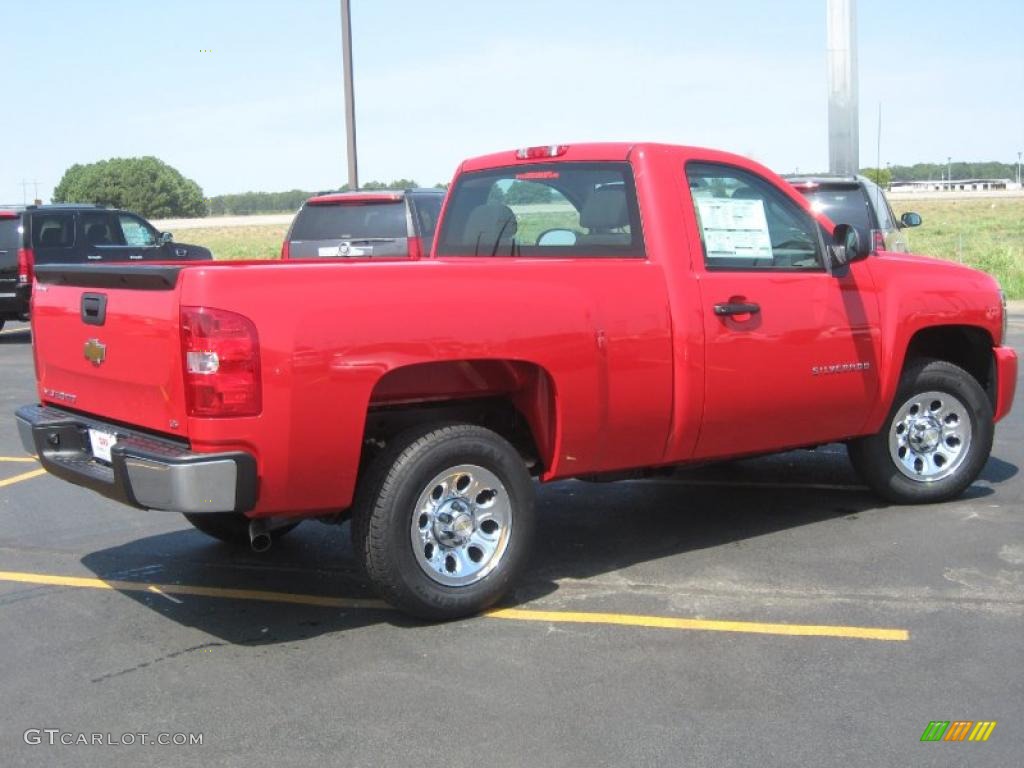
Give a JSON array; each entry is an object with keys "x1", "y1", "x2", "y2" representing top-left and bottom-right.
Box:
[{"x1": 696, "y1": 197, "x2": 772, "y2": 260}]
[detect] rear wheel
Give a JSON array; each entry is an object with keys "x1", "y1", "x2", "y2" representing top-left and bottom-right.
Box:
[
  {"x1": 352, "y1": 423, "x2": 535, "y2": 620},
  {"x1": 183, "y1": 512, "x2": 299, "y2": 544},
  {"x1": 848, "y1": 359, "x2": 993, "y2": 503}
]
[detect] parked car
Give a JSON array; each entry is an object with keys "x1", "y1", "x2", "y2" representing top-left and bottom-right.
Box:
[
  {"x1": 281, "y1": 189, "x2": 445, "y2": 259},
  {"x1": 0, "y1": 209, "x2": 31, "y2": 329},
  {"x1": 17, "y1": 143, "x2": 1016, "y2": 620},
  {"x1": 0, "y1": 204, "x2": 211, "y2": 327},
  {"x1": 784, "y1": 175, "x2": 921, "y2": 253}
]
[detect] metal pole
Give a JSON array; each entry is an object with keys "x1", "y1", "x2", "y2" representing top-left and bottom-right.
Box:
[
  {"x1": 340, "y1": 0, "x2": 358, "y2": 190},
  {"x1": 1017, "y1": 151, "x2": 1021, "y2": 187},
  {"x1": 947, "y1": 156, "x2": 952, "y2": 191},
  {"x1": 826, "y1": 0, "x2": 859, "y2": 175}
]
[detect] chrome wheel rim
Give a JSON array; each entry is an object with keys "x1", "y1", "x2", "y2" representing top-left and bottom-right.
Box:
[
  {"x1": 409, "y1": 464, "x2": 512, "y2": 587},
  {"x1": 889, "y1": 390, "x2": 972, "y2": 482}
]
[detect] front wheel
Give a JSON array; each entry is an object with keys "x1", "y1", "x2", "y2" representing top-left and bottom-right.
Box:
[
  {"x1": 352, "y1": 423, "x2": 535, "y2": 620},
  {"x1": 848, "y1": 359, "x2": 993, "y2": 503}
]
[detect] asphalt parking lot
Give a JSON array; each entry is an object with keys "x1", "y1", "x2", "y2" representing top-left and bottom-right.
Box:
[{"x1": 1, "y1": 317, "x2": 1021, "y2": 767}]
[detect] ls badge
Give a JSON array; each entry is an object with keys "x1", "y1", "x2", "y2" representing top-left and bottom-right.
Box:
[{"x1": 84, "y1": 338, "x2": 107, "y2": 366}]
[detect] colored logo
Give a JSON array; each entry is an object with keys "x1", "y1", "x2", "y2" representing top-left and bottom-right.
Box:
[
  {"x1": 83, "y1": 338, "x2": 106, "y2": 367},
  {"x1": 920, "y1": 721, "x2": 997, "y2": 742}
]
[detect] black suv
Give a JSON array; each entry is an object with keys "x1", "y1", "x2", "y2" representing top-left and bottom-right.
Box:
[
  {"x1": 783, "y1": 175, "x2": 921, "y2": 254},
  {"x1": 282, "y1": 189, "x2": 445, "y2": 259},
  {"x1": 0, "y1": 204, "x2": 211, "y2": 328}
]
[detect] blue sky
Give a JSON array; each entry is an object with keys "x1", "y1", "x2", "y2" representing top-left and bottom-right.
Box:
[{"x1": 2, "y1": 0, "x2": 1022, "y2": 203}]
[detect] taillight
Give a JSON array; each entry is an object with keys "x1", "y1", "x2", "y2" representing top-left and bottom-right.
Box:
[
  {"x1": 407, "y1": 236, "x2": 423, "y2": 259},
  {"x1": 280, "y1": 239, "x2": 291, "y2": 259},
  {"x1": 17, "y1": 247, "x2": 34, "y2": 284},
  {"x1": 872, "y1": 229, "x2": 886, "y2": 253},
  {"x1": 515, "y1": 144, "x2": 568, "y2": 160},
  {"x1": 181, "y1": 306, "x2": 262, "y2": 417}
]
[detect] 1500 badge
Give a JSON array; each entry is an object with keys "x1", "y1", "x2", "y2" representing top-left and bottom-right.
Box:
[{"x1": 812, "y1": 362, "x2": 871, "y2": 376}]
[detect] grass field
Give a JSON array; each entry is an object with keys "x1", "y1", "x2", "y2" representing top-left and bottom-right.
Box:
[
  {"x1": 890, "y1": 197, "x2": 1024, "y2": 298},
  {"x1": 182, "y1": 197, "x2": 1024, "y2": 297},
  {"x1": 181, "y1": 223, "x2": 288, "y2": 260}
]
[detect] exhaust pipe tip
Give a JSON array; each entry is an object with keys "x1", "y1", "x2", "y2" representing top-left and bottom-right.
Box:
[{"x1": 248, "y1": 523, "x2": 272, "y2": 553}]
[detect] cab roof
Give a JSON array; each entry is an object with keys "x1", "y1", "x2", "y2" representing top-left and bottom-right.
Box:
[{"x1": 458, "y1": 142, "x2": 782, "y2": 177}]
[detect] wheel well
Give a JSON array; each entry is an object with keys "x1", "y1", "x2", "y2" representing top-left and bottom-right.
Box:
[
  {"x1": 904, "y1": 325, "x2": 995, "y2": 407},
  {"x1": 361, "y1": 360, "x2": 556, "y2": 475}
]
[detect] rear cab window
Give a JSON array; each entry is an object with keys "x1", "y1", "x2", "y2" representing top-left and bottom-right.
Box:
[{"x1": 435, "y1": 162, "x2": 644, "y2": 258}]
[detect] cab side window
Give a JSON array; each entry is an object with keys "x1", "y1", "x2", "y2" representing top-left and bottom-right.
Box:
[
  {"x1": 31, "y1": 213, "x2": 75, "y2": 249},
  {"x1": 79, "y1": 213, "x2": 123, "y2": 246},
  {"x1": 686, "y1": 163, "x2": 824, "y2": 270},
  {"x1": 118, "y1": 214, "x2": 158, "y2": 246}
]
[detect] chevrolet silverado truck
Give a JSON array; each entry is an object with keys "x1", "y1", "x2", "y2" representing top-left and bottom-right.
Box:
[{"x1": 16, "y1": 143, "x2": 1017, "y2": 619}]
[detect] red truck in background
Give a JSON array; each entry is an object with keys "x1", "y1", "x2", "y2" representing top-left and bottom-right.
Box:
[{"x1": 17, "y1": 143, "x2": 1017, "y2": 619}]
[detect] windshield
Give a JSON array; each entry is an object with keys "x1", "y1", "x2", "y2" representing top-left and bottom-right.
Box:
[
  {"x1": 291, "y1": 201, "x2": 408, "y2": 241},
  {"x1": 435, "y1": 162, "x2": 644, "y2": 258}
]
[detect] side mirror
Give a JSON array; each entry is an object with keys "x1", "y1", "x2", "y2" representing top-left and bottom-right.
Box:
[
  {"x1": 536, "y1": 228, "x2": 577, "y2": 246},
  {"x1": 830, "y1": 223, "x2": 865, "y2": 269},
  {"x1": 159, "y1": 231, "x2": 174, "y2": 245},
  {"x1": 900, "y1": 212, "x2": 922, "y2": 228}
]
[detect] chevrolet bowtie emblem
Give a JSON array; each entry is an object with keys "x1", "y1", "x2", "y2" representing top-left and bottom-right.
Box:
[{"x1": 84, "y1": 338, "x2": 107, "y2": 366}]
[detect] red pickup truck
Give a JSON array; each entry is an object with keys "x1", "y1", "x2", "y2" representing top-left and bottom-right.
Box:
[{"x1": 17, "y1": 143, "x2": 1017, "y2": 619}]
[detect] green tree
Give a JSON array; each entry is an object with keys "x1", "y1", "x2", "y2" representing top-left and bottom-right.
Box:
[
  {"x1": 504, "y1": 181, "x2": 552, "y2": 204},
  {"x1": 859, "y1": 167, "x2": 892, "y2": 188},
  {"x1": 53, "y1": 157, "x2": 206, "y2": 218}
]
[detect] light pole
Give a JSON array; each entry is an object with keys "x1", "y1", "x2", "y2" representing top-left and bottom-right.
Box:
[
  {"x1": 340, "y1": 0, "x2": 358, "y2": 191},
  {"x1": 826, "y1": 0, "x2": 859, "y2": 175},
  {"x1": 947, "y1": 156, "x2": 952, "y2": 191},
  {"x1": 1017, "y1": 151, "x2": 1021, "y2": 187}
]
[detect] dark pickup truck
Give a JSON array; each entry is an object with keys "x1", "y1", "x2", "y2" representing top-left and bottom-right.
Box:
[{"x1": 0, "y1": 204, "x2": 211, "y2": 328}]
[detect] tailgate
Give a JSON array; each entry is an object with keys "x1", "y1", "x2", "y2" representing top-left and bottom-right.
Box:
[{"x1": 32, "y1": 265, "x2": 189, "y2": 437}]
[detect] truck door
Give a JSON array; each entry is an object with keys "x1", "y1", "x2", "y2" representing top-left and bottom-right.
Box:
[
  {"x1": 683, "y1": 161, "x2": 882, "y2": 460},
  {"x1": 115, "y1": 212, "x2": 166, "y2": 260},
  {"x1": 78, "y1": 211, "x2": 132, "y2": 262}
]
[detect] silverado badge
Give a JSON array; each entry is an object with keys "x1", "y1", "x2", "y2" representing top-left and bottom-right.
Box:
[{"x1": 84, "y1": 338, "x2": 107, "y2": 366}]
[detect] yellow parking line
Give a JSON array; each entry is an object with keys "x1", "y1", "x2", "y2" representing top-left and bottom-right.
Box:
[
  {"x1": 0, "y1": 469, "x2": 47, "y2": 488},
  {"x1": 0, "y1": 571, "x2": 385, "y2": 610},
  {"x1": 0, "y1": 570, "x2": 909, "y2": 641},
  {"x1": 0, "y1": 457, "x2": 38, "y2": 463},
  {"x1": 484, "y1": 608, "x2": 908, "y2": 641}
]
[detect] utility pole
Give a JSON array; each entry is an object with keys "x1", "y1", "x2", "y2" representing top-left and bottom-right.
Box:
[
  {"x1": 947, "y1": 156, "x2": 952, "y2": 191},
  {"x1": 1017, "y1": 151, "x2": 1021, "y2": 187},
  {"x1": 340, "y1": 0, "x2": 358, "y2": 191},
  {"x1": 19, "y1": 179, "x2": 38, "y2": 205},
  {"x1": 826, "y1": 0, "x2": 859, "y2": 175}
]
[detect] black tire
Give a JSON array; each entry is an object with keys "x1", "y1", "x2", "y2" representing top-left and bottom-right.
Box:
[
  {"x1": 848, "y1": 358, "x2": 993, "y2": 504},
  {"x1": 183, "y1": 512, "x2": 299, "y2": 544},
  {"x1": 352, "y1": 423, "x2": 535, "y2": 620}
]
